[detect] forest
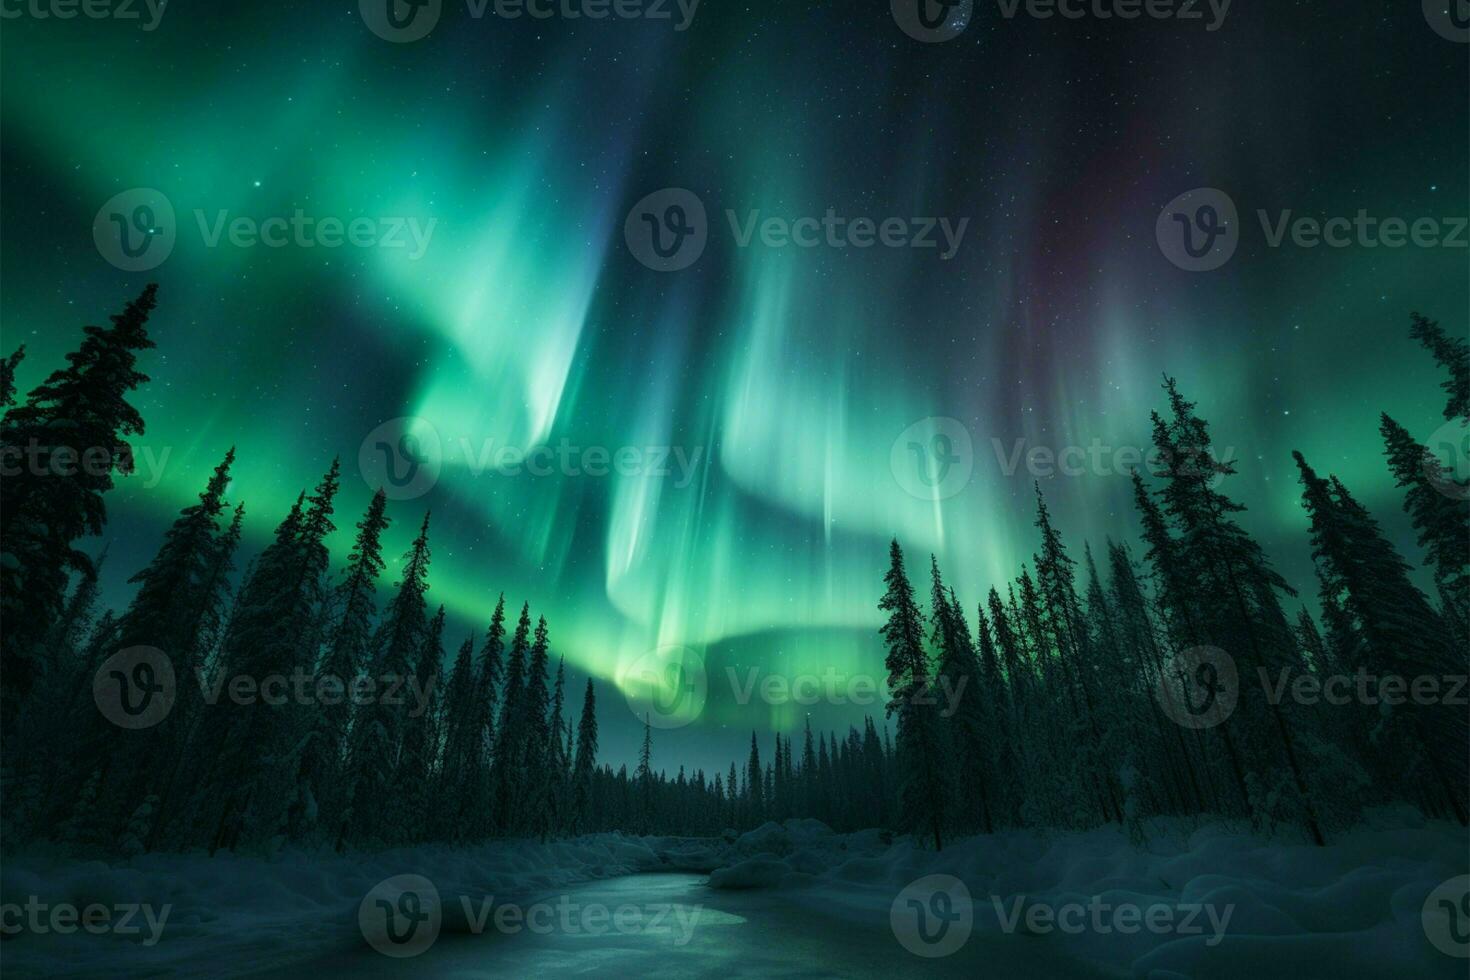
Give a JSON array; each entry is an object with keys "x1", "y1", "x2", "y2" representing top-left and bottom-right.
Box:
[{"x1": 0, "y1": 285, "x2": 1465, "y2": 857}]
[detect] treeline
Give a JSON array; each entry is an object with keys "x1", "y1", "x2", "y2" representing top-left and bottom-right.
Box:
[
  {"x1": 0, "y1": 286, "x2": 894, "y2": 853},
  {"x1": 579, "y1": 717, "x2": 897, "y2": 837},
  {"x1": 877, "y1": 314, "x2": 1468, "y2": 848},
  {"x1": 0, "y1": 286, "x2": 614, "y2": 853},
  {"x1": 0, "y1": 287, "x2": 1464, "y2": 855}
]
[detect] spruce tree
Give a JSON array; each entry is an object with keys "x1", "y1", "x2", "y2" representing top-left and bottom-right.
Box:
[
  {"x1": 101, "y1": 449, "x2": 241, "y2": 844},
  {"x1": 491, "y1": 603, "x2": 532, "y2": 833},
  {"x1": 1, "y1": 286, "x2": 158, "y2": 724},
  {"x1": 1409, "y1": 312, "x2": 1469, "y2": 421},
  {"x1": 299, "y1": 488, "x2": 389, "y2": 841},
  {"x1": 339, "y1": 511, "x2": 432, "y2": 849},
  {"x1": 636, "y1": 715, "x2": 654, "y2": 833},
  {"x1": 879, "y1": 539, "x2": 949, "y2": 849},
  {"x1": 1380, "y1": 414, "x2": 1469, "y2": 621},
  {"x1": 571, "y1": 677, "x2": 598, "y2": 834},
  {"x1": 1294, "y1": 452, "x2": 1467, "y2": 823},
  {"x1": 471, "y1": 595, "x2": 506, "y2": 835},
  {"x1": 0, "y1": 344, "x2": 24, "y2": 408}
]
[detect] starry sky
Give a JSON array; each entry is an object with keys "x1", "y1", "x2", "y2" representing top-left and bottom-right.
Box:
[{"x1": 2, "y1": 2, "x2": 1465, "y2": 773}]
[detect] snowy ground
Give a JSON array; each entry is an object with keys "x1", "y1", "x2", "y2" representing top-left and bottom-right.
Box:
[{"x1": 2, "y1": 810, "x2": 1465, "y2": 977}]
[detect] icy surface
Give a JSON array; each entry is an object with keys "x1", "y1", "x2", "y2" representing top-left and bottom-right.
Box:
[{"x1": 2, "y1": 811, "x2": 1464, "y2": 977}]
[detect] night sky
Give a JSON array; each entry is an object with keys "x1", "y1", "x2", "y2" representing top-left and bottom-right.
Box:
[{"x1": 2, "y1": 1, "x2": 1466, "y2": 773}]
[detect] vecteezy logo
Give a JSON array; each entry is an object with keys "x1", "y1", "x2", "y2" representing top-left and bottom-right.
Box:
[
  {"x1": 93, "y1": 647, "x2": 176, "y2": 729},
  {"x1": 1155, "y1": 645, "x2": 1238, "y2": 730},
  {"x1": 93, "y1": 189, "x2": 177, "y2": 272},
  {"x1": 1156, "y1": 188, "x2": 1239, "y2": 272},
  {"x1": 624, "y1": 189, "x2": 708, "y2": 272},
  {"x1": 1423, "y1": 0, "x2": 1470, "y2": 42},
  {"x1": 1422, "y1": 875, "x2": 1470, "y2": 958},
  {"x1": 891, "y1": 0, "x2": 973, "y2": 43},
  {"x1": 360, "y1": 0, "x2": 442, "y2": 42},
  {"x1": 620, "y1": 645, "x2": 708, "y2": 729},
  {"x1": 890, "y1": 417, "x2": 974, "y2": 501},
  {"x1": 891, "y1": 875, "x2": 973, "y2": 957},
  {"x1": 360, "y1": 874, "x2": 442, "y2": 958},
  {"x1": 1421, "y1": 418, "x2": 1470, "y2": 501},
  {"x1": 359, "y1": 417, "x2": 443, "y2": 500}
]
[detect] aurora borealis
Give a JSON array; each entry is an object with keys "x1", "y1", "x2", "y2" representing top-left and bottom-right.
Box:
[{"x1": 1, "y1": 2, "x2": 1465, "y2": 771}]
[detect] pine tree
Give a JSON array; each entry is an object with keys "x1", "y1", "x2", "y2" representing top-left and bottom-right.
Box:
[
  {"x1": 927, "y1": 559, "x2": 991, "y2": 834},
  {"x1": 546, "y1": 658, "x2": 567, "y2": 834},
  {"x1": 571, "y1": 678, "x2": 598, "y2": 834},
  {"x1": 636, "y1": 714, "x2": 654, "y2": 833},
  {"x1": 800, "y1": 718, "x2": 818, "y2": 817},
  {"x1": 745, "y1": 731, "x2": 764, "y2": 826},
  {"x1": 339, "y1": 511, "x2": 432, "y2": 849},
  {"x1": 436, "y1": 632, "x2": 479, "y2": 840},
  {"x1": 1409, "y1": 312, "x2": 1469, "y2": 421},
  {"x1": 0, "y1": 344, "x2": 24, "y2": 407},
  {"x1": 1, "y1": 286, "x2": 158, "y2": 725},
  {"x1": 1033, "y1": 487, "x2": 1119, "y2": 825},
  {"x1": 100, "y1": 449, "x2": 242, "y2": 845},
  {"x1": 1294, "y1": 452, "x2": 1467, "y2": 823},
  {"x1": 300, "y1": 488, "x2": 389, "y2": 841},
  {"x1": 879, "y1": 539, "x2": 949, "y2": 849},
  {"x1": 394, "y1": 605, "x2": 445, "y2": 842},
  {"x1": 520, "y1": 617, "x2": 554, "y2": 834},
  {"x1": 471, "y1": 595, "x2": 506, "y2": 835},
  {"x1": 1148, "y1": 382, "x2": 1324, "y2": 844},
  {"x1": 1380, "y1": 414, "x2": 1469, "y2": 621},
  {"x1": 491, "y1": 603, "x2": 532, "y2": 833}
]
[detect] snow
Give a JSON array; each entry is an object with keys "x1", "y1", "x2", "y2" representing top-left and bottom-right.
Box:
[
  {"x1": 705, "y1": 809, "x2": 1467, "y2": 977},
  {"x1": 1, "y1": 834, "x2": 674, "y2": 977},
  {"x1": 2, "y1": 811, "x2": 1463, "y2": 977}
]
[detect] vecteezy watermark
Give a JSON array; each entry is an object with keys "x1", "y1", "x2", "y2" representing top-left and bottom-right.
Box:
[
  {"x1": 194, "y1": 210, "x2": 435, "y2": 259},
  {"x1": 0, "y1": 440, "x2": 172, "y2": 488},
  {"x1": 1423, "y1": 0, "x2": 1470, "y2": 43},
  {"x1": 891, "y1": 0, "x2": 1231, "y2": 43},
  {"x1": 726, "y1": 210, "x2": 968, "y2": 260},
  {"x1": 0, "y1": 0, "x2": 168, "y2": 30},
  {"x1": 360, "y1": 875, "x2": 442, "y2": 958},
  {"x1": 992, "y1": 895, "x2": 1234, "y2": 946},
  {"x1": 360, "y1": 417, "x2": 444, "y2": 501},
  {"x1": 624, "y1": 188, "x2": 709, "y2": 272},
  {"x1": 195, "y1": 668, "x2": 438, "y2": 716},
  {"x1": 93, "y1": 189, "x2": 437, "y2": 271},
  {"x1": 1421, "y1": 417, "x2": 1470, "y2": 502},
  {"x1": 0, "y1": 898, "x2": 171, "y2": 946},
  {"x1": 359, "y1": 0, "x2": 700, "y2": 42},
  {"x1": 94, "y1": 188, "x2": 176, "y2": 272},
  {"x1": 891, "y1": 875, "x2": 973, "y2": 957},
  {"x1": 621, "y1": 645, "x2": 708, "y2": 730},
  {"x1": 624, "y1": 189, "x2": 969, "y2": 271},
  {"x1": 1156, "y1": 188, "x2": 1239, "y2": 272},
  {"x1": 621, "y1": 654, "x2": 971, "y2": 728},
  {"x1": 358, "y1": 416, "x2": 706, "y2": 500},
  {"x1": 1154, "y1": 647, "x2": 1469, "y2": 729},
  {"x1": 726, "y1": 667, "x2": 969, "y2": 717},
  {"x1": 1422, "y1": 875, "x2": 1470, "y2": 958},
  {"x1": 1153, "y1": 645, "x2": 1237, "y2": 730},
  {"x1": 891, "y1": 417, "x2": 975, "y2": 501},
  {"x1": 359, "y1": 875, "x2": 702, "y2": 957},
  {"x1": 1158, "y1": 188, "x2": 1468, "y2": 271},
  {"x1": 1259, "y1": 666, "x2": 1468, "y2": 709},
  {"x1": 93, "y1": 647, "x2": 177, "y2": 730}
]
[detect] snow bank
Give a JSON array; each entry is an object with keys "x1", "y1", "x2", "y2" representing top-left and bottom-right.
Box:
[
  {"x1": 3, "y1": 812, "x2": 1463, "y2": 977},
  {"x1": 0, "y1": 834, "x2": 673, "y2": 978},
  {"x1": 706, "y1": 809, "x2": 1468, "y2": 977}
]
